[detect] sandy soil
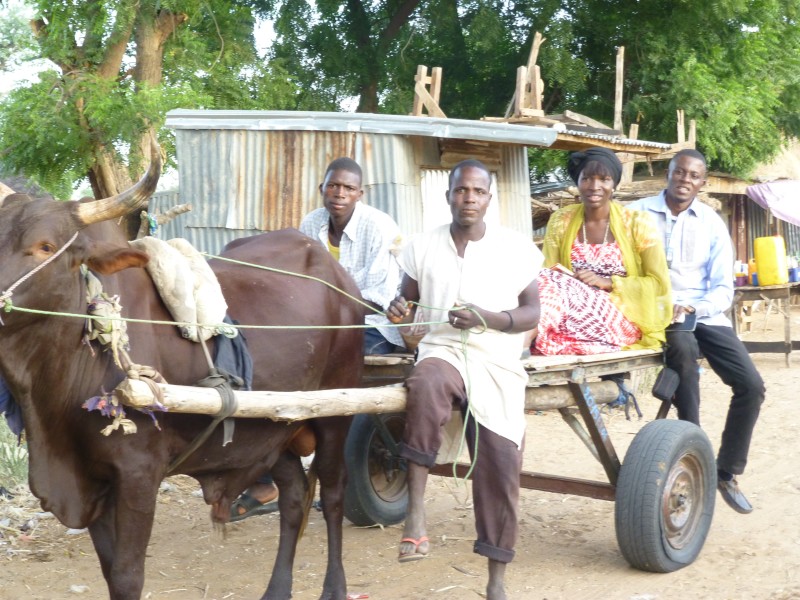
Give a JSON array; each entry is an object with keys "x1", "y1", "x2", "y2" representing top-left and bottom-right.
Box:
[{"x1": 2, "y1": 305, "x2": 800, "y2": 600}]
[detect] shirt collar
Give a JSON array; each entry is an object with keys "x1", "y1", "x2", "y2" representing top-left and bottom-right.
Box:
[
  {"x1": 338, "y1": 201, "x2": 365, "y2": 242},
  {"x1": 650, "y1": 190, "x2": 701, "y2": 219}
]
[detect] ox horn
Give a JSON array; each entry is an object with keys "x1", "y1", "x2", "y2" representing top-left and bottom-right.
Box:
[{"x1": 73, "y1": 136, "x2": 163, "y2": 225}]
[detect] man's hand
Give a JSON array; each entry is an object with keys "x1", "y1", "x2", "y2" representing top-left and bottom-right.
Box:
[
  {"x1": 448, "y1": 303, "x2": 483, "y2": 330},
  {"x1": 672, "y1": 304, "x2": 695, "y2": 323},
  {"x1": 387, "y1": 296, "x2": 414, "y2": 324}
]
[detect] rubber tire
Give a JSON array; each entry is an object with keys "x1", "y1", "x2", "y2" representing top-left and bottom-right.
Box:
[
  {"x1": 615, "y1": 419, "x2": 716, "y2": 573},
  {"x1": 344, "y1": 413, "x2": 409, "y2": 527}
]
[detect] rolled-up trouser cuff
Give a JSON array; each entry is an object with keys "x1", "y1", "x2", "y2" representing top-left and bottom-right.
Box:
[
  {"x1": 474, "y1": 540, "x2": 515, "y2": 563},
  {"x1": 398, "y1": 441, "x2": 438, "y2": 469}
]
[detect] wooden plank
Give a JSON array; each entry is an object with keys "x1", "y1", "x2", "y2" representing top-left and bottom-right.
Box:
[
  {"x1": 562, "y1": 110, "x2": 616, "y2": 132},
  {"x1": 430, "y1": 463, "x2": 616, "y2": 500},
  {"x1": 413, "y1": 81, "x2": 446, "y2": 118}
]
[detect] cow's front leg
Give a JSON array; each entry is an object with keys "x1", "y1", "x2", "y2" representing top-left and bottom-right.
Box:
[
  {"x1": 312, "y1": 416, "x2": 350, "y2": 600},
  {"x1": 89, "y1": 476, "x2": 159, "y2": 600},
  {"x1": 263, "y1": 452, "x2": 307, "y2": 600}
]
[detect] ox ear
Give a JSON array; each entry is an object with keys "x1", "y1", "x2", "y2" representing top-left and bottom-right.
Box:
[{"x1": 85, "y1": 241, "x2": 150, "y2": 275}]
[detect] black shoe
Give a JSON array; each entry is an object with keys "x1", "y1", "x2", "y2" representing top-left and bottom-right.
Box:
[{"x1": 717, "y1": 477, "x2": 753, "y2": 514}]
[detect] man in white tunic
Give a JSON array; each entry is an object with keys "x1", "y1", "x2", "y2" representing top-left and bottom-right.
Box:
[{"x1": 387, "y1": 160, "x2": 542, "y2": 600}]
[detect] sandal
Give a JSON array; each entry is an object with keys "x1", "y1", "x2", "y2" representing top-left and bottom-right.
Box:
[
  {"x1": 229, "y1": 491, "x2": 279, "y2": 522},
  {"x1": 398, "y1": 536, "x2": 429, "y2": 563}
]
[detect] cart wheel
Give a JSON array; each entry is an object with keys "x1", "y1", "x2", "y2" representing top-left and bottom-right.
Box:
[
  {"x1": 615, "y1": 419, "x2": 716, "y2": 573},
  {"x1": 344, "y1": 413, "x2": 408, "y2": 526}
]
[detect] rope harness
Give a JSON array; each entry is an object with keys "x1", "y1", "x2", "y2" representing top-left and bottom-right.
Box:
[
  {"x1": 0, "y1": 231, "x2": 79, "y2": 324},
  {"x1": 81, "y1": 265, "x2": 242, "y2": 469}
]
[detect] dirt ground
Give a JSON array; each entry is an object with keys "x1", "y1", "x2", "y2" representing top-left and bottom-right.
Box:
[{"x1": 2, "y1": 304, "x2": 800, "y2": 600}]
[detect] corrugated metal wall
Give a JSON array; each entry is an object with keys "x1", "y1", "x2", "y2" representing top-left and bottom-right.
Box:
[
  {"x1": 746, "y1": 200, "x2": 800, "y2": 260},
  {"x1": 158, "y1": 127, "x2": 534, "y2": 255}
]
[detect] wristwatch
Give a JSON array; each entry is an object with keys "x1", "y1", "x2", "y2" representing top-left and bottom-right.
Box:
[{"x1": 685, "y1": 305, "x2": 696, "y2": 314}]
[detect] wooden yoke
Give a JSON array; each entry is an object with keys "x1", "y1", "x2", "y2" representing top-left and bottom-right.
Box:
[{"x1": 411, "y1": 65, "x2": 446, "y2": 118}]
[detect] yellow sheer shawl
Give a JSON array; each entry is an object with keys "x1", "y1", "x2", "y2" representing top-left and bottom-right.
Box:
[{"x1": 541, "y1": 201, "x2": 672, "y2": 350}]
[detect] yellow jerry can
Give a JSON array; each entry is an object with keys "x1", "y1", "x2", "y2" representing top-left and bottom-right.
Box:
[{"x1": 754, "y1": 236, "x2": 789, "y2": 286}]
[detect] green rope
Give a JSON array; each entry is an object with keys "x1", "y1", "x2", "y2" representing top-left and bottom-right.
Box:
[
  {"x1": 1, "y1": 300, "x2": 446, "y2": 331},
  {"x1": 203, "y1": 252, "x2": 384, "y2": 316}
]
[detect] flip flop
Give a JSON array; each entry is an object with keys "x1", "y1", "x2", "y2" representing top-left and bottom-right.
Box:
[
  {"x1": 398, "y1": 536, "x2": 429, "y2": 563},
  {"x1": 229, "y1": 491, "x2": 279, "y2": 522}
]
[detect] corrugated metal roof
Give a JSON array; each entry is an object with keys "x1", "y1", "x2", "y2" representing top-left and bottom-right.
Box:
[
  {"x1": 559, "y1": 129, "x2": 671, "y2": 149},
  {"x1": 166, "y1": 110, "x2": 558, "y2": 148}
]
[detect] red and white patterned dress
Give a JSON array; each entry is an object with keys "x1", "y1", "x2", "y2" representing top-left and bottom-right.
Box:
[{"x1": 534, "y1": 240, "x2": 641, "y2": 355}]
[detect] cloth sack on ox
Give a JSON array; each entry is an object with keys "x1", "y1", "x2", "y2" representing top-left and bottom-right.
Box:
[{"x1": 129, "y1": 237, "x2": 231, "y2": 342}]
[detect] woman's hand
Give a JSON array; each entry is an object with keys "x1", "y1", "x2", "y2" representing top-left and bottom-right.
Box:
[{"x1": 574, "y1": 269, "x2": 612, "y2": 291}]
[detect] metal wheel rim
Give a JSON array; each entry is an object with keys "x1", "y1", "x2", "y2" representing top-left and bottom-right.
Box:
[
  {"x1": 367, "y1": 416, "x2": 407, "y2": 503},
  {"x1": 661, "y1": 452, "x2": 705, "y2": 550}
]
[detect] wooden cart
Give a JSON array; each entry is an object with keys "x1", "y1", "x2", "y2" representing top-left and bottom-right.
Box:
[
  {"x1": 117, "y1": 348, "x2": 717, "y2": 573},
  {"x1": 345, "y1": 349, "x2": 717, "y2": 573}
]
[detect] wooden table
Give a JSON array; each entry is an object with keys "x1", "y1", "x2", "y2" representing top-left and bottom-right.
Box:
[{"x1": 732, "y1": 282, "x2": 800, "y2": 366}]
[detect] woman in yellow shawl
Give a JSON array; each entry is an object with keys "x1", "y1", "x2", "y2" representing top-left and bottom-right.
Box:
[{"x1": 533, "y1": 147, "x2": 672, "y2": 354}]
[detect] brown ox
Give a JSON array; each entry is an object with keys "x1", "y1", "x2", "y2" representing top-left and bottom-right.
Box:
[{"x1": 0, "y1": 151, "x2": 363, "y2": 600}]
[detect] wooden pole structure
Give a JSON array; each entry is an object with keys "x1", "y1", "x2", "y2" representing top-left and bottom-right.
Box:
[
  {"x1": 505, "y1": 31, "x2": 546, "y2": 118},
  {"x1": 411, "y1": 65, "x2": 446, "y2": 118}
]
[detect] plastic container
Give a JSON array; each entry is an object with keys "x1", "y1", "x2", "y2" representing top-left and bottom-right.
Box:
[
  {"x1": 748, "y1": 258, "x2": 758, "y2": 285},
  {"x1": 754, "y1": 236, "x2": 789, "y2": 286}
]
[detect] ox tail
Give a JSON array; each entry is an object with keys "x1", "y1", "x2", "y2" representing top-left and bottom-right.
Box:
[{"x1": 299, "y1": 463, "x2": 318, "y2": 539}]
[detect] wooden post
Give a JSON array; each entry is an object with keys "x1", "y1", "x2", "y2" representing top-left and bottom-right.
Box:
[
  {"x1": 677, "y1": 109, "x2": 686, "y2": 143},
  {"x1": 514, "y1": 65, "x2": 529, "y2": 117},
  {"x1": 531, "y1": 65, "x2": 544, "y2": 110},
  {"x1": 620, "y1": 124, "x2": 639, "y2": 185},
  {"x1": 688, "y1": 119, "x2": 697, "y2": 146},
  {"x1": 614, "y1": 46, "x2": 624, "y2": 132}
]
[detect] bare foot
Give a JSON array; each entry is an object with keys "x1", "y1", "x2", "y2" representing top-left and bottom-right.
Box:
[
  {"x1": 398, "y1": 505, "x2": 429, "y2": 561},
  {"x1": 487, "y1": 559, "x2": 508, "y2": 600}
]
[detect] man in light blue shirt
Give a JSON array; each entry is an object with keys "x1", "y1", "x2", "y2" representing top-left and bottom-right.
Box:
[{"x1": 630, "y1": 149, "x2": 764, "y2": 514}]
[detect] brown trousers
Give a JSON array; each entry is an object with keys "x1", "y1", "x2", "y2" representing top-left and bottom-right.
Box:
[{"x1": 398, "y1": 358, "x2": 523, "y2": 563}]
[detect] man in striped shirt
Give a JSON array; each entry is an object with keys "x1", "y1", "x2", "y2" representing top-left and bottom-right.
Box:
[{"x1": 301, "y1": 157, "x2": 405, "y2": 354}]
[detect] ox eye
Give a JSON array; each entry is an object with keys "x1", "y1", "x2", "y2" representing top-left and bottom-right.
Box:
[{"x1": 39, "y1": 242, "x2": 56, "y2": 254}]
